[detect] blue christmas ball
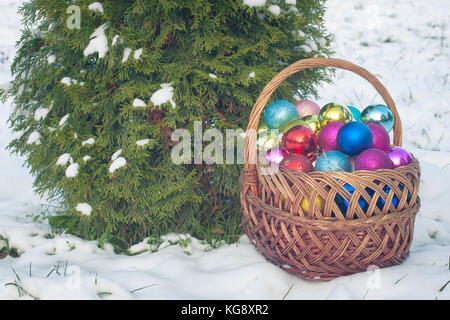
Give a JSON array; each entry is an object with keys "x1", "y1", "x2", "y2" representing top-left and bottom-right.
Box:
[
  {"x1": 334, "y1": 183, "x2": 369, "y2": 219},
  {"x1": 347, "y1": 105, "x2": 361, "y2": 122},
  {"x1": 361, "y1": 104, "x2": 394, "y2": 133},
  {"x1": 314, "y1": 151, "x2": 352, "y2": 172},
  {"x1": 263, "y1": 100, "x2": 298, "y2": 130},
  {"x1": 337, "y1": 121, "x2": 373, "y2": 157}
]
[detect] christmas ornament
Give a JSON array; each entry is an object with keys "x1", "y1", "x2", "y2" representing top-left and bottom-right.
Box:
[
  {"x1": 367, "y1": 122, "x2": 390, "y2": 151},
  {"x1": 347, "y1": 105, "x2": 361, "y2": 122},
  {"x1": 280, "y1": 153, "x2": 313, "y2": 172},
  {"x1": 257, "y1": 122, "x2": 269, "y2": 135},
  {"x1": 263, "y1": 100, "x2": 298, "y2": 129},
  {"x1": 300, "y1": 188, "x2": 326, "y2": 216},
  {"x1": 354, "y1": 148, "x2": 394, "y2": 171},
  {"x1": 337, "y1": 122, "x2": 373, "y2": 157},
  {"x1": 280, "y1": 119, "x2": 305, "y2": 134},
  {"x1": 282, "y1": 125, "x2": 317, "y2": 155},
  {"x1": 266, "y1": 146, "x2": 289, "y2": 165},
  {"x1": 361, "y1": 104, "x2": 394, "y2": 133},
  {"x1": 335, "y1": 183, "x2": 369, "y2": 218},
  {"x1": 257, "y1": 132, "x2": 280, "y2": 151},
  {"x1": 385, "y1": 146, "x2": 413, "y2": 168},
  {"x1": 294, "y1": 99, "x2": 321, "y2": 119},
  {"x1": 318, "y1": 122, "x2": 343, "y2": 152},
  {"x1": 318, "y1": 102, "x2": 353, "y2": 128},
  {"x1": 298, "y1": 115, "x2": 321, "y2": 134},
  {"x1": 314, "y1": 151, "x2": 352, "y2": 172}
]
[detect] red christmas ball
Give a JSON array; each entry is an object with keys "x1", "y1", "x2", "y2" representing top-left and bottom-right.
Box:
[
  {"x1": 280, "y1": 153, "x2": 313, "y2": 172},
  {"x1": 282, "y1": 125, "x2": 317, "y2": 156}
]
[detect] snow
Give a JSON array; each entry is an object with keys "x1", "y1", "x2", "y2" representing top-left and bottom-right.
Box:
[
  {"x1": 81, "y1": 138, "x2": 95, "y2": 146},
  {"x1": 60, "y1": 77, "x2": 72, "y2": 86},
  {"x1": 136, "y1": 139, "x2": 150, "y2": 146},
  {"x1": 109, "y1": 157, "x2": 126, "y2": 173},
  {"x1": 26, "y1": 131, "x2": 41, "y2": 145},
  {"x1": 268, "y1": 5, "x2": 281, "y2": 16},
  {"x1": 132, "y1": 98, "x2": 146, "y2": 108},
  {"x1": 243, "y1": 0, "x2": 266, "y2": 7},
  {"x1": 56, "y1": 153, "x2": 71, "y2": 166},
  {"x1": 151, "y1": 83, "x2": 176, "y2": 108},
  {"x1": 33, "y1": 108, "x2": 49, "y2": 121},
  {"x1": 208, "y1": 73, "x2": 217, "y2": 79},
  {"x1": 82, "y1": 155, "x2": 92, "y2": 163},
  {"x1": 88, "y1": 2, "x2": 104, "y2": 14},
  {"x1": 76, "y1": 203, "x2": 92, "y2": 216},
  {"x1": 0, "y1": 0, "x2": 449, "y2": 300},
  {"x1": 65, "y1": 163, "x2": 79, "y2": 178},
  {"x1": 285, "y1": 0, "x2": 296, "y2": 5},
  {"x1": 83, "y1": 23, "x2": 108, "y2": 59},
  {"x1": 133, "y1": 48, "x2": 143, "y2": 60},
  {"x1": 111, "y1": 35, "x2": 119, "y2": 46},
  {"x1": 248, "y1": 71, "x2": 256, "y2": 79},
  {"x1": 47, "y1": 55, "x2": 56, "y2": 64},
  {"x1": 58, "y1": 114, "x2": 70, "y2": 128},
  {"x1": 111, "y1": 149, "x2": 122, "y2": 161},
  {"x1": 122, "y1": 48, "x2": 132, "y2": 63}
]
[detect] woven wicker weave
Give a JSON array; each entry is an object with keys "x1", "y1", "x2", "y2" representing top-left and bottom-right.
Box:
[{"x1": 240, "y1": 58, "x2": 421, "y2": 281}]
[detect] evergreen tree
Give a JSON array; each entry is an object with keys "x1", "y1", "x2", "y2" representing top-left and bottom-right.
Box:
[{"x1": 2, "y1": 0, "x2": 331, "y2": 249}]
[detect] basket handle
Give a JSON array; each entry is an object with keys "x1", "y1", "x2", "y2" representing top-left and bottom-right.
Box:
[{"x1": 244, "y1": 58, "x2": 402, "y2": 173}]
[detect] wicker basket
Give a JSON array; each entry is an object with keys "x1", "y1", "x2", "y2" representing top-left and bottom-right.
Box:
[{"x1": 240, "y1": 58, "x2": 421, "y2": 281}]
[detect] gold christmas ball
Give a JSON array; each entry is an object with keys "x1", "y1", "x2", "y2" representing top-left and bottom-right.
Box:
[
  {"x1": 300, "y1": 189, "x2": 326, "y2": 216},
  {"x1": 318, "y1": 103, "x2": 353, "y2": 128},
  {"x1": 298, "y1": 115, "x2": 320, "y2": 134}
]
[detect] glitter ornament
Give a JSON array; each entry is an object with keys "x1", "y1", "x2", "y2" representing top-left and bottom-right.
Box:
[
  {"x1": 337, "y1": 122, "x2": 373, "y2": 157},
  {"x1": 361, "y1": 104, "x2": 394, "y2": 133},
  {"x1": 318, "y1": 122, "x2": 344, "y2": 152},
  {"x1": 367, "y1": 122, "x2": 390, "y2": 151},
  {"x1": 318, "y1": 102, "x2": 353, "y2": 128},
  {"x1": 264, "y1": 100, "x2": 298, "y2": 129},
  {"x1": 294, "y1": 99, "x2": 321, "y2": 119},
  {"x1": 354, "y1": 148, "x2": 394, "y2": 171},
  {"x1": 266, "y1": 146, "x2": 289, "y2": 165},
  {"x1": 314, "y1": 151, "x2": 352, "y2": 172}
]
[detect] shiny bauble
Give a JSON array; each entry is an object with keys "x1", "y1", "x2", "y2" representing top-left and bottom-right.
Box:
[
  {"x1": 298, "y1": 115, "x2": 320, "y2": 134},
  {"x1": 318, "y1": 122, "x2": 344, "y2": 152},
  {"x1": 314, "y1": 151, "x2": 352, "y2": 172},
  {"x1": 282, "y1": 125, "x2": 317, "y2": 155},
  {"x1": 347, "y1": 105, "x2": 361, "y2": 122},
  {"x1": 318, "y1": 102, "x2": 353, "y2": 128},
  {"x1": 257, "y1": 122, "x2": 269, "y2": 135},
  {"x1": 257, "y1": 132, "x2": 280, "y2": 152},
  {"x1": 385, "y1": 146, "x2": 413, "y2": 168},
  {"x1": 294, "y1": 99, "x2": 321, "y2": 119},
  {"x1": 337, "y1": 122, "x2": 373, "y2": 157},
  {"x1": 354, "y1": 148, "x2": 394, "y2": 171},
  {"x1": 280, "y1": 119, "x2": 306, "y2": 135},
  {"x1": 361, "y1": 104, "x2": 394, "y2": 133},
  {"x1": 264, "y1": 100, "x2": 298, "y2": 129},
  {"x1": 300, "y1": 188, "x2": 326, "y2": 216},
  {"x1": 367, "y1": 122, "x2": 390, "y2": 151},
  {"x1": 280, "y1": 153, "x2": 313, "y2": 172},
  {"x1": 266, "y1": 146, "x2": 289, "y2": 165},
  {"x1": 334, "y1": 183, "x2": 369, "y2": 218}
]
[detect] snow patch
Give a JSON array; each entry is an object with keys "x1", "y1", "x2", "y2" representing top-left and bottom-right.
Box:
[
  {"x1": 268, "y1": 5, "x2": 281, "y2": 16},
  {"x1": 151, "y1": 83, "x2": 176, "y2": 108},
  {"x1": 26, "y1": 131, "x2": 41, "y2": 145},
  {"x1": 76, "y1": 203, "x2": 93, "y2": 216},
  {"x1": 56, "y1": 153, "x2": 71, "y2": 166},
  {"x1": 136, "y1": 139, "x2": 150, "y2": 146},
  {"x1": 84, "y1": 23, "x2": 108, "y2": 59},
  {"x1": 111, "y1": 149, "x2": 122, "y2": 161},
  {"x1": 133, "y1": 48, "x2": 143, "y2": 60},
  {"x1": 243, "y1": 0, "x2": 266, "y2": 7},
  {"x1": 61, "y1": 77, "x2": 72, "y2": 86},
  {"x1": 133, "y1": 98, "x2": 147, "y2": 108},
  {"x1": 88, "y1": 2, "x2": 104, "y2": 14},
  {"x1": 83, "y1": 155, "x2": 92, "y2": 163},
  {"x1": 59, "y1": 114, "x2": 70, "y2": 128},
  {"x1": 209, "y1": 73, "x2": 218, "y2": 79},
  {"x1": 47, "y1": 55, "x2": 56, "y2": 64},
  {"x1": 122, "y1": 48, "x2": 132, "y2": 63},
  {"x1": 81, "y1": 138, "x2": 95, "y2": 146},
  {"x1": 109, "y1": 157, "x2": 126, "y2": 173},
  {"x1": 248, "y1": 71, "x2": 256, "y2": 79},
  {"x1": 111, "y1": 35, "x2": 119, "y2": 46},
  {"x1": 34, "y1": 108, "x2": 49, "y2": 121},
  {"x1": 65, "y1": 163, "x2": 79, "y2": 178}
]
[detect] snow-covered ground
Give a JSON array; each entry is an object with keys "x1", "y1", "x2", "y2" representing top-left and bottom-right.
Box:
[{"x1": 0, "y1": 0, "x2": 449, "y2": 300}]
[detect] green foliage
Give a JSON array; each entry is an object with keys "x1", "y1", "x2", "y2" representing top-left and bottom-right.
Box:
[{"x1": 3, "y1": 0, "x2": 332, "y2": 248}]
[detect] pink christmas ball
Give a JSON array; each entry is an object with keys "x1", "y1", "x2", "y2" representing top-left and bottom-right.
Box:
[
  {"x1": 294, "y1": 99, "x2": 321, "y2": 119},
  {"x1": 318, "y1": 122, "x2": 344, "y2": 152},
  {"x1": 266, "y1": 146, "x2": 289, "y2": 164},
  {"x1": 367, "y1": 122, "x2": 390, "y2": 151},
  {"x1": 355, "y1": 148, "x2": 394, "y2": 171},
  {"x1": 386, "y1": 146, "x2": 413, "y2": 168}
]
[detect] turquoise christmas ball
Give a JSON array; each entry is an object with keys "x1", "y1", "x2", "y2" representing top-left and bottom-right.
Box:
[
  {"x1": 361, "y1": 104, "x2": 394, "y2": 132},
  {"x1": 264, "y1": 100, "x2": 298, "y2": 129},
  {"x1": 337, "y1": 122, "x2": 373, "y2": 157},
  {"x1": 347, "y1": 105, "x2": 361, "y2": 122},
  {"x1": 314, "y1": 151, "x2": 352, "y2": 172}
]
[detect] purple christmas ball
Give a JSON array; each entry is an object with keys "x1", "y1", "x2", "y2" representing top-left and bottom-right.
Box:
[
  {"x1": 355, "y1": 148, "x2": 394, "y2": 171},
  {"x1": 294, "y1": 99, "x2": 321, "y2": 119},
  {"x1": 386, "y1": 146, "x2": 413, "y2": 168},
  {"x1": 266, "y1": 146, "x2": 289, "y2": 165},
  {"x1": 367, "y1": 122, "x2": 390, "y2": 151},
  {"x1": 318, "y1": 122, "x2": 344, "y2": 152}
]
